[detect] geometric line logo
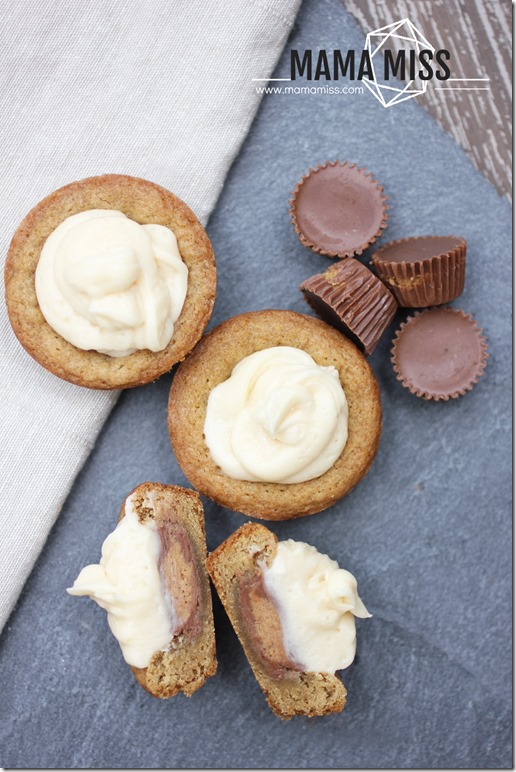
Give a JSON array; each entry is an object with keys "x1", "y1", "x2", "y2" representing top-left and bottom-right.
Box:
[{"x1": 362, "y1": 18, "x2": 435, "y2": 108}]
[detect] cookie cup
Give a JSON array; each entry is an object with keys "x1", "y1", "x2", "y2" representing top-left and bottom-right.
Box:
[
  {"x1": 168, "y1": 310, "x2": 382, "y2": 520},
  {"x1": 5, "y1": 174, "x2": 216, "y2": 389}
]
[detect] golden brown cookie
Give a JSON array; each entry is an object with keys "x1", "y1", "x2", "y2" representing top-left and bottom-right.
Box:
[
  {"x1": 168, "y1": 310, "x2": 382, "y2": 520},
  {"x1": 4, "y1": 174, "x2": 216, "y2": 389}
]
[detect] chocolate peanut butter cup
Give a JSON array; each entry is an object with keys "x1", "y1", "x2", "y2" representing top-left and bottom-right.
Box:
[
  {"x1": 371, "y1": 235, "x2": 466, "y2": 307},
  {"x1": 391, "y1": 307, "x2": 488, "y2": 401},
  {"x1": 300, "y1": 258, "x2": 398, "y2": 355},
  {"x1": 290, "y1": 161, "x2": 388, "y2": 258}
]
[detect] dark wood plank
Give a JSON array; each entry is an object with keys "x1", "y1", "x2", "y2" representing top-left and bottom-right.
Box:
[{"x1": 342, "y1": 0, "x2": 512, "y2": 200}]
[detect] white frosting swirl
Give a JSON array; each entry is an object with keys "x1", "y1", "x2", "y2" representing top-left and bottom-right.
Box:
[
  {"x1": 203, "y1": 346, "x2": 348, "y2": 484},
  {"x1": 67, "y1": 495, "x2": 175, "y2": 669},
  {"x1": 262, "y1": 540, "x2": 371, "y2": 673},
  {"x1": 35, "y1": 209, "x2": 188, "y2": 357}
]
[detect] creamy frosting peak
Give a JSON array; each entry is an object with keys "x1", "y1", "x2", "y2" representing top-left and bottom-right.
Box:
[
  {"x1": 67, "y1": 495, "x2": 175, "y2": 669},
  {"x1": 262, "y1": 539, "x2": 370, "y2": 674},
  {"x1": 35, "y1": 209, "x2": 188, "y2": 357},
  {"x1": 203, "y1": 346, "x2": 348, "y2": 484}
]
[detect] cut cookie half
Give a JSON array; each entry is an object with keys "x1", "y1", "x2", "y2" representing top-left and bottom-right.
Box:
[
  {"x1": 207, "y1": 522, "x2": 370, "y2": 719},
  {"x1": 68, "y1": 483, "x2": 217, "y2": 698}
]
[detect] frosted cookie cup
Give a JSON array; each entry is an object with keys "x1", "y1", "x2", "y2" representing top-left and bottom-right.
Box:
[
  {"x1": 168, "y1": 310, "x2": 382, "y2": 520},
  {"x1": 5, "y1": 174, "x2": 216, "y2": 388}
]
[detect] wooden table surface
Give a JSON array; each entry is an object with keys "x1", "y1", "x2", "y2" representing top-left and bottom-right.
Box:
[{"x1": 342, "y1": 0, "x2": 512, "y2": 200}]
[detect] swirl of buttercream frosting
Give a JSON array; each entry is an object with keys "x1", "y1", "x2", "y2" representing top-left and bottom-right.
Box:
[
  {"x1": 203, "y1": 346, "x2": 348, "y2": 484},
  {"x1": 35, "y1": 209, "x2": 188, "y2": 357}
]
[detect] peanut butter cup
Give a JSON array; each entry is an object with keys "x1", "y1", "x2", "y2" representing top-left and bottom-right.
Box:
[
  {"x1": 391, "y1": 308, "x2": 488, "y2": 401},
  {"x1": 237, "y1": 571, "x2": 303, "y2": 680},
  {"x1": 290, "y1": 161, "x2": 388, "y2": 258},
  {"x1": 300, "y1": 258, "x2": 398, "y2": 355},
  {"x1": 371, "y1": 235, "x2": 466, "y2": 307}
]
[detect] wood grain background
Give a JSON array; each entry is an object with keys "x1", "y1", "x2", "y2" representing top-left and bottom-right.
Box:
[{"x1": 341, "y1": 0, "x2": 512, "y2": 200}]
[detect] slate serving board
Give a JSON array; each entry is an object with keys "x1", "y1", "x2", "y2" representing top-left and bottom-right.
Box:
[{"x1": 0, "y1": 0, "x2": 511, "y2": 767}]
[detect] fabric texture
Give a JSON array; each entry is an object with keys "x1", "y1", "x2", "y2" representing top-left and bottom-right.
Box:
[{"x1": 0, "y1": 0, "x2": 301, "y2": 632}]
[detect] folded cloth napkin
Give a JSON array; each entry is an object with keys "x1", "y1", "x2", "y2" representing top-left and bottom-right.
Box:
[{"x1": 0, "y1": 0, "x2": 301, "y2": 633}]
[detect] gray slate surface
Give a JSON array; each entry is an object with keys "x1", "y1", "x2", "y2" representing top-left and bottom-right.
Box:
[{"x1": 0, "y1": 0, "x2": 512, "y2": 768}]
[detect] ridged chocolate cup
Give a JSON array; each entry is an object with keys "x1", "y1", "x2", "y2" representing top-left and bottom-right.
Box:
[
  {"x1": 391, "y1": 307, "x2": 488, "y2": 401},
  {"x1": 300, "y1": 258, "x2": 398, "y2": 355},
  {"x1": 290, "y1": 161, "x2": 388, "y2": 258},
  {"x1": 371, "y1": 235, "x2": 466, "y2": 307}
]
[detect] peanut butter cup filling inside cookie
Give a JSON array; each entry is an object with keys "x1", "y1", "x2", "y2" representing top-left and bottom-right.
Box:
[
  {"x1": 157, "y1": 520, "x2": 203, "y2": 641},
  {"x1": 260, "y1": 539, "x2": 370, "y2": 674},
  {"x1": 237, "y1": 540, "x2": 369, "y2": 678},
  {"x1": 238, "y1": 572, "x2": 302, "y2": 679}
]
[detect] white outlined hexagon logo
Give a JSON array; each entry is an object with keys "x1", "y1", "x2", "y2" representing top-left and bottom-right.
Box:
[{"x1": 362, "y1": 18, "x2": 435, "y2": 108}]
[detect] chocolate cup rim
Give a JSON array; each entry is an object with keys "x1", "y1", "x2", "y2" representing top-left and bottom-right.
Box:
[
  {"x1": 300, "y1": 258, "x2": 398, "y2": 356},
  {"x1": 371, "y1": 234, "x2": 467, "y2": 270},
  {"x1": 289, "y1": 160, "x2": 389, "y2": 259},
  {"x1": 391, "y1": 307, "x2": 488, "y2": 401}
]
